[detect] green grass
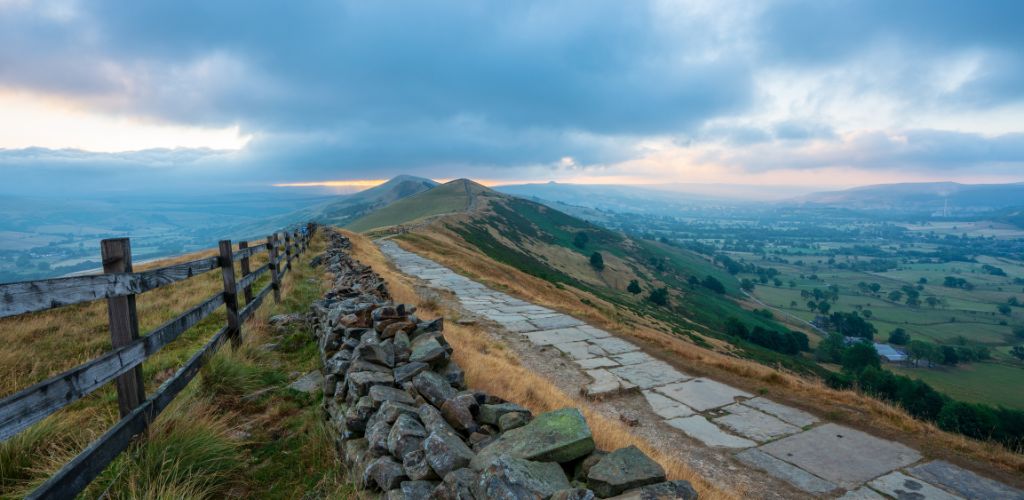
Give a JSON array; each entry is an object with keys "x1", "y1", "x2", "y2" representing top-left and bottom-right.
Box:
[
  {"x1": 891, "y1": 362, "x2": 1024, "y2": 410},
  {"x1": 346, "y1": 179, "x2": 472, "y2": 232}
]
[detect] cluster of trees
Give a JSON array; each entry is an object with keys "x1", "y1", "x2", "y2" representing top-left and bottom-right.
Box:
[
  {"x1": 943, "y1": 276, "x2": 975, "y2": 290},
  {"x1": 981, "y1": 264, "x2": 1007, "y2": 276},
  {"x1": 828, "y1": 311, "x2": 876, "y2": 339},
  {"x1": 725, "y1": 318, "x2": 809, "y2": 355},
  {"x1": 826, "y1": 343, "x2": 1024, "y2": 450}
]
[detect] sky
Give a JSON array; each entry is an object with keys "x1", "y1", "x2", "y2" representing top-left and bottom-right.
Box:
[{"x1": 1, "y1": 0, "x2": 1023, "y2": 196}]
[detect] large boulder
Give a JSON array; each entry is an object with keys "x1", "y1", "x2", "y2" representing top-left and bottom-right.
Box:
[
  {"x1": 476, "y1": 455, "x2": 572, "y2": 499},
  {"x1": 471, "y1": 408, "x2": 595, "y2": 470},
  {"x1": 410, "y1": 337, "x2": 449, "y2": 366},
  {"x1": 423, "y1": 429, "x2": 476, "y2": 478},
  {"x1": 587, "y1": 446, "x2": 666, "y2": 498},
  {"x1": 413, "y1": 371, "x2": 457, "y2": 407},
  {"x1": 608, "y1": 480, "x2": 698, "y2": 500},
  {"x1": 441, "y1": 392, "x2": 480, "y2": 433},
  {"x1": 388, "y1": 413, "x2": 427, "y2": 459}
]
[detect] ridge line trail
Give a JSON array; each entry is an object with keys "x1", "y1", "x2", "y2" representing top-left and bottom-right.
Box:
[{"x1": 376, "y1": 239, "x2": 1024, "y2": 500}]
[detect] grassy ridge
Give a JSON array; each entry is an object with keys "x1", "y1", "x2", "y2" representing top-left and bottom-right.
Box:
[{"x1": 345, "y1": 179, "x2": 473, "y2": 232}]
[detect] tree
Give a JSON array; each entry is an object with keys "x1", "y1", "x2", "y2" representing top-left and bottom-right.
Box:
[
  {"x1": 815, "y1": 332, "x2": 846, "y2": 363},
  {"x1": 868, "y1": 283, "x2": 882, "y2": 293},
  {"x1": 997, "y1": 304, "x2": 1011, "y2": 316},
  {"x1": 1011, "y1": 346, "x2": 1024, "y2": 361},
  {"x1": 842, "y1": 341, "x2": 881, "y2": 373},
  {"x1": 647, "y1": 287, "x2": 669, "y2": 306},
  {"x1": 817, "y1": 301, "x2": 831, "y2": 315},
  {"x1": 888, "y1": 290, "x2": 903, "y2": 302},
  {"x1": 1007, "y1": 296, "x2": 1019, "y2": 307},
  {"x1": 888, "y1": 328, "x2": 910, "y2": 345},
  {"x1": 590, "y1": 252, "x2": 604, "y2": 271},
  {"x1": 573, "y1": 232, "x2": 589, "y2": 249},
  {"x1": 701, "y1": 276, "x2": 725, "y2": 294},
  {"x1": 1014, "y1": 326, "x2": 1024, "y2": 340},
  {"x1": 740, "y1": 278, "x2": 756, "y2": 291},
  {"x1": 627, "y1": 279, "x2": 642, "y2": 295},
  {"x1": 807, "y1": 300, "x2": 817, "y2": 311},
  {"x1": 907, "y1": 340, "x2": 934, "y2": 367},
  {"x1": 940, "y1": 345, "x2": 959, "y2": 366},
  {"x1": 925, "y1": 296, "x2": 941, "y2": 308}
]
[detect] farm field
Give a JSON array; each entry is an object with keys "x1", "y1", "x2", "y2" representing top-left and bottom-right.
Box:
[{"x1": 891, "y1": 363, "x2": 1024, "y2": 410}]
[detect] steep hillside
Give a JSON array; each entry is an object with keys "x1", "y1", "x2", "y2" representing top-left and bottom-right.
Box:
[
  {"x1": 345, "y1": 178, "x2": 494, "y2": 232},
  {"x1": 357, "y1": 180, "x2": 825, "y2": 375}
]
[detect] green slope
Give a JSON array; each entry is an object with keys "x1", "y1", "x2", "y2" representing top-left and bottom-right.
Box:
[
  {"x1": 418, "y1": 185, "x2": 827, "y2": 376},
  {"x1": 346, "y1": 179, "x2": 486, "y2": 232}
]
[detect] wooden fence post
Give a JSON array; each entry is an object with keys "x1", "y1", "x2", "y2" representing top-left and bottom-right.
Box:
[
  {"x1": 218, "y1": 240, "x2": 241, "y2": 348},
  {"x1": 267, "y1": 234, "x2": 282, "y2": 303},
  {"x1": 238, "y1": 240, "x2": 254, "y2": 305},
  {"x1": 285, "y1": 232, "x2": 293, "y2": 271},
  {"x1": 101, "y1": 238, "x2": 146, "y2": 418}
]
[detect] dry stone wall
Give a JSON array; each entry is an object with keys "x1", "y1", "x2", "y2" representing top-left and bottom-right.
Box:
[{"x1": 310, "y1": 231, "x2": 699, "y2": 499}]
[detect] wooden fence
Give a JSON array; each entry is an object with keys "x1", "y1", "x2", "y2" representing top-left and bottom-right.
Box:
[{"x1": 0, "y1": 223, "x2": 319, "y2": 499}]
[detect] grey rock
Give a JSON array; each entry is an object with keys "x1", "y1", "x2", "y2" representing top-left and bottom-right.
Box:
[
  {"x1": 609, "y1": 480, "x2": 698, "y2": 500},
  {"x1": 344, "y1": 396, "x2": 378, "y2": 435},
  {"x1": 551, "y1": 488, "x2": 597, "y2": 500},
  {"x1": 370, "y1": 385, "x2": 416, "y2": 406},
  {"x1": 419, "y1": 404, "x2": 458, "y2": 437},
  {"x1": 498, "y1": 412, "x2": 529, "y2": 432},
  {"x1": 413, "y1": 371, "x2": 457, "y2": 407},
  {"x1": 572, "y1": 451, "x2": 607, "y2": 481},
  {"x1": 403, "y1": 449, "x2": 439, "y2": 481},
  {"x1": 367, "y1": 420, "x2": 393, "y2": 455},
  {"x1": 386, "y1": 480, "x2": 437, "y2": 500},
  {"x1": 394, "y1": 331, "x2": 412, "y2": 363},
  {"x1": 433, "y1": 468, "x2": 478, "y2": 500},
  {"x1": 358, "y1": 339, "x2": 396, "y2": 367},
  {"x1": 394, "y1": 362, "x2": 430, "y2": 384},
  {"x1": 587, "y1": 446, "x2": 666, "y2": 498},
  {"x1": 347, "y1": 371, "x2": 394, "y2": 397},
  {"x1": 323, "y1": 373, "x2": 339, "y2": 398},
  {"x1": 349, "y1": 359, "x2": 392, "y2": 374},
  {"x1": 476, "y1": 455, "x2": 572, "y2": 499},
  {"x1": 389, "y1": 414, "x2": 428, "y2": 459},
  {"x1": 376, "y1": 400, "x2": 420, "y2": 424},
  {"x1": 441, "y1": 393, "x2": 479, "y2": 433},
  {"x1": 423, "y1": 430, "x2": 476, "y2": 478},
  {"x1": 478, "y1": 402, "x2": 530, "y2": 426},
  {"x1": 365, "y1": 455, "x2": 408, "y2": 491},
  {"x1": 344, "y1": 438, "x2": 369, "y2": 469},
  {"x1": 287, "y1": 371, "x2": 323, "y2": 393},
  {"x1": 410, "y1": 337, "x2": 449, "y2": 366},
  {"x1": 440, "y1": 361, "x2": 466, "y2": 389},
  {"x1": 471, "y1": 408, "x2": 595, "y2": 470}
]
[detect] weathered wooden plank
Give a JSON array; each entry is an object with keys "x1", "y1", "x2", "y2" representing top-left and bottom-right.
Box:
[
  {"x1": 238, "y1": 241, "x2": 254, "y2": 305},
  {"x1": 0, "y1": 292, "x2": 224, "y2": 441},
  {"x1": 218, "y1": 241, "x2": 241, "y2": 348},
  {"x1": 238, "y1": 282, "x2": 273, "y2": 323},
  {"x1": 232, "y1": 244, "x2": 267, "y2": 261},
  {"x1": 0, "y1": 255, "x2": 220, "y2": 319},
  {"x1": 235, "y1": 263, "x2": 269, "y2": 294},
  {"x1": 101, "y1": 238, "x2": 146, "y2": 418},
  {"x1": 267, "y1": 234, "x2": 282, "y2": 304},
  {"x1": 27, "y1": 325, "x2": 230, "y2": 500}
]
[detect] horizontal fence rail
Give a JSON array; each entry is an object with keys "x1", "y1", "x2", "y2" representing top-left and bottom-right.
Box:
[{"x1": 0, "y1": 222, "x2": 318, "y2": 498}]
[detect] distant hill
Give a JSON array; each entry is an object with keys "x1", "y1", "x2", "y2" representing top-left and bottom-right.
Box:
[
  {"x1": 794, "y1": 182, "x2": 1024, "y2": 214},
  {"x1": 345, "y1": 179, "x2": 492, "y2": 232}
]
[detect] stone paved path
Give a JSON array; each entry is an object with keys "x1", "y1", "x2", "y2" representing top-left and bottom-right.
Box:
[{"x1": 378, "y1": 240, "x2": 1024, "y2": 499}]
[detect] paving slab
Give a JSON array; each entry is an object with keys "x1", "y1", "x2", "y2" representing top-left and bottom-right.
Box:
[
  {"x1": 642, "y1": 390, "x2": 694, "y2": 419},
  {"x1": 837, "y1": 487, "x2": 886, "y2": 499},
  {"x1": 576, "y1": 325, "x2": 612, "y2": 338},
  {"x1": 577, "y1": 357, "x2": 619, "y2": 369},
  {"x1": 586, "y1": 368, "x2": 636, "y2": 397},
  {"x1": 714, "y1": 404, "x2": 801, "y2": 443},
  {"x1": 610, "y1": 361, "x2": 688, "y2": 389},
  {"x1": 868, "y1": 472, "x2": 964, "y2": 500},
  {"x1": 907, "y1": 460, "x2": 1024, "y2": 500},
  {"x1": 759, "y1": 423, "x2": 921, "y2": 489},
  {"x1": 655, "y1": 378, "x2": 753, "y2": 411},
  {"x1": 553, "y1": 341, "x2": 599, "y2": 361},
  {"x1": 735, "y1": 448, "x2": 837, "y2": 494},
  {"x1": 503, "y1": 319, "x2": 541, "y2": 333},
  {"x1": 589, "y1": 336, "x2": 639, "y2": 355},
  {"x1": 529, "y1": 315, "x2": 585, "y2": 330},
  {"x1": 526, "y1": 327, "x2": 593, "y2": 345},
  {"x1": 611, "y1": 351, "x2": 652, "y2": 365},
  {"x1": 665, "y1": 416, "x2": 756, "y2": 449},
  {"x1": 741, "y1": 397, "x2": 818, "y2": 428}
]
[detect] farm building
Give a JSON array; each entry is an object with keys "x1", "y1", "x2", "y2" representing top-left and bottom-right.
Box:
[{"x1": 873, "y1": 343, "x2": 908, "y2": 363}]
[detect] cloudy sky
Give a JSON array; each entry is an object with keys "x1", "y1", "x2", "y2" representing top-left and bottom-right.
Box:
[{"x1": 1, "y1": 0, "x2": 1022, "y2": 195}]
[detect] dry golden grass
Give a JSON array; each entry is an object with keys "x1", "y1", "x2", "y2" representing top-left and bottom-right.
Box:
[
  {"x1": 344, "y1": 228, "x2": 739, "y2": 499},
  {"x1": 1, "y1": 233, "x2": 354, "y2": 497},
  {"x1": 383, "y1": 225, "x2": 1024, "y2": 480}
]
